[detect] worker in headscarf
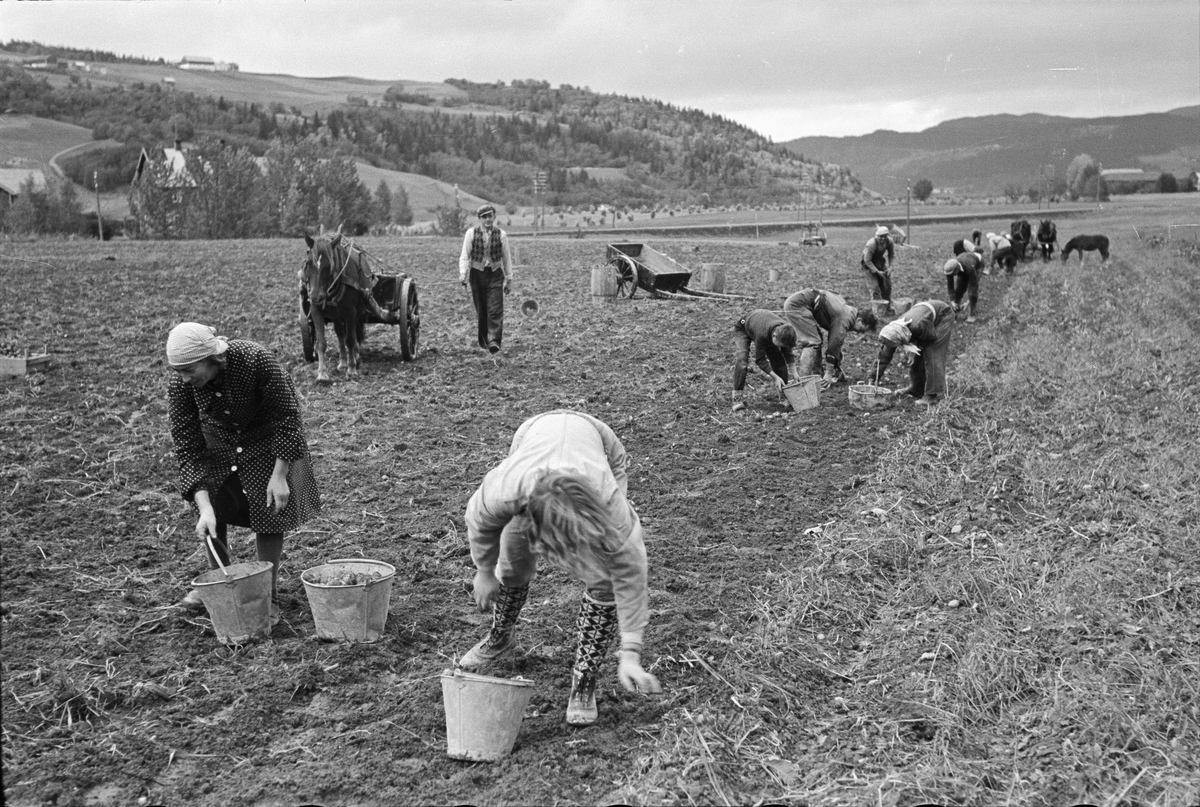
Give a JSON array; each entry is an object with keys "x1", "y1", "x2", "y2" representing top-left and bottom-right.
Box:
[
  {"x1": 730, "y1": 309, "x2": 798, "y2": 412},
  {"x1": 861, "y1": 225, "x2": 895, "y2": 312},
  {"x1": 944, "y1": 250, "x2": 984, "y2": 323},
  {"x1": 166, "y1": 323, "x2": 322, "y2": 626},
  {"x1": 782, "y1": 288, "x2": 877, "y2": 389},
  {"x1": 874, "y1": 300, "x2": 955, "y2": 408}
]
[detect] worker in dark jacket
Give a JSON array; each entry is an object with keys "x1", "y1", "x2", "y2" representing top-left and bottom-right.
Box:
[
  {"x1": 731, "y1": 309, "x2": 797, "y2": 412},
  {"x1": 861, "y1": 225, "x2": 895, "y2": 311},
  {"x1": 944, "y1": 251, "x2": 984, "y2": 323},
  {"x1": 783, "y1": 288, "x2": 877, "y2": 388},
  {"x1": 875, "y1": 300, "x2": 955, "y2": 408}
]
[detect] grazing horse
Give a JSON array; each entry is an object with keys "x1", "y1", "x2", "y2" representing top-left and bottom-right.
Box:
[
  {"x1": 1061, "y1": 234, "x2": 1110, "y2": 266},
  {"x1": 1036, "y1": 219, "x2": 1057, "y2": 262},
  {"x1": 301, "y1": 232, "x2": 376, "y2": 383},
  {"x1": 1010, "y1": 218, "x2": 1033, "y2": 261}
]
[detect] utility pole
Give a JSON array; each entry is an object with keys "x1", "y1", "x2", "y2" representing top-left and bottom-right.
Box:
[
  {"x1": 906, "y1": 182, "x2": 912, "y2": 246},
  {"x1": 94, "y1": 171, "x2": 104, "y2": 241},
  {"x1": 1096, "y1": 162, "x2": 1102, "y2": 206}
]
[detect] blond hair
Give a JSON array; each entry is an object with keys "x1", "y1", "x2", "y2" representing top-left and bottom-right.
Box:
[{"x1": 525, "y1": 471, "x2": 618, "y2": 579}]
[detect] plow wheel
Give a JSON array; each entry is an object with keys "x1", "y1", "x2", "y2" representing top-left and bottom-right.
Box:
[
  {"x1": 610, "y1": 256, "x2": 638, "y2": 299},
  {"x1": 394, "y1": 276, "x2": 420, "y2": 361}
]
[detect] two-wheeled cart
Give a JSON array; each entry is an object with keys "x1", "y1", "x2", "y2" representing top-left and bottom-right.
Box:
[{"x1": 604, "y1": 242, "x2": 750, "y2": 300}]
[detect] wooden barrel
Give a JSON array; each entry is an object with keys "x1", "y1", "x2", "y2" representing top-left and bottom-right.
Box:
[
  {"x1": 590, "y1": 264, "x2": 617, "y2": 303},
  {"x1": 698, "y1": 263, "x2": 726, "y2": 294}
]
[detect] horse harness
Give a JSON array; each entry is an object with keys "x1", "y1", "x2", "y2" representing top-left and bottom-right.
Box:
[{"x1": 308, "y1": 239, "x2": 358, "y2": 306}]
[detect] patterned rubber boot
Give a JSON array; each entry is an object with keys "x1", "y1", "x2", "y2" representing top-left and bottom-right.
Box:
[
  {"x1": 458, "y1": 583, "x2": 529, "y2": 670},
  {"x1": 566, "y1": 594, "x2": 618, "y2": 726}
]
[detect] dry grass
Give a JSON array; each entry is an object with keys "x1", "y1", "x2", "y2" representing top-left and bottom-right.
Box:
[{"x1": 609, "y1": 208, "x2": 1200, "y2": 806}]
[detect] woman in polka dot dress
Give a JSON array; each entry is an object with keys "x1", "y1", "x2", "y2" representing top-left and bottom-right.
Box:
[{"x1": 166, "y1": 323, "x2": 321, "y2": 625}]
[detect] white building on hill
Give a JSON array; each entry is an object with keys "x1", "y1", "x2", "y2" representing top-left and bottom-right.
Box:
[{"x1": 178, "y1": 56, "x2": 238, "y2": 72}]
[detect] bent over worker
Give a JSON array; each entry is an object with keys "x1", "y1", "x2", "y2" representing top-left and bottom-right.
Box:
[
  {"x1": 875, "y1": 299, "x2": 955, "y2": 409},
  {"x1": 731, "y1": 309, "x2": 797, "y2": 412},
  {"x1": 458, "y1": 204, "x2": 513, "y2": 353},
  {"x1": 460, "y1": 410, "x2": 662, "y2": 726},
  {"x1": 166, "y1": 323, "x2": 322, "y2": 627},
  {"x1": 782, "y1": 288, "x2": 877, "y2": 389},
  {"x1": 944, "y1": 250, "x2": 984, "y2": 323},
  {"x1": 861, "y1": 225, "x2": 895, "y2": 311}
]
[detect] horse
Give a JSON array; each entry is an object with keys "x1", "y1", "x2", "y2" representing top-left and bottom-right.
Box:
[
  {"x1": 301, "y1": 232, "x2": 376, "y2": 383},
  {"x1": 1010, "y1": 218, "x2": 1033, "y2": 261},
  {"x1": 1061, "y1": 234, "x2": 1110, "y2": 266},
  {"x1": 1036, "y1": 219, "x2": 1057, "y2": 262}
]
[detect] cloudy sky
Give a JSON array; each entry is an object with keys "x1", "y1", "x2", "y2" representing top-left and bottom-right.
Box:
[{"x1": 3, "y1": 0, "x2": 1197, "y2": 140}]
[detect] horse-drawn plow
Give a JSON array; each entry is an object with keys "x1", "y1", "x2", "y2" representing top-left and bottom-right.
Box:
[{"x1": 604, "y1": 242, "x2": 751, "y2": 301}]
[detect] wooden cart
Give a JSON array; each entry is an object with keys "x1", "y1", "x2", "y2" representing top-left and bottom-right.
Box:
[
  {"x1": 300, "y1": 272, "x2": 420, "y2": 362},
  {"x1": 604, "y1": 242, "x2": 749, "y2": 300}
]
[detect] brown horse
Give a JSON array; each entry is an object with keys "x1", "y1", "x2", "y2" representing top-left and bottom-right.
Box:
[
  {"x1": 1061, "y1": 234, "x2": 1110, "y2": 266},
  {"x1": 301, "y1": 232, "x2": 374, "y2": 383}
]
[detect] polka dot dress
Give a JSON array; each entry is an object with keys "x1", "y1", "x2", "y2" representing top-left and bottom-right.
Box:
[{"x1": 168, "y1": 340, "x2": 321, "y2": 533}]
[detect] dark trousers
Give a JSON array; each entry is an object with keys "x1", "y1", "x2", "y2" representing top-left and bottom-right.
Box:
[
  {"x1": 992, "y1": 246, "x2": 1016, "y2": 273},
  {"x1": 908, "y1": 318, "x2": 954, "y2": 398},
  {"x1": 949, "y1": 271, "x2": 979, "y2": 309},
  {"x1": 469, "y1": 267, "x2": 505, "y2": 348},
  {"x1": 861, "y1": 260, "x2": 892, "y2": 302},
  {"x1": 732, "y1": 320, "x2": 789, "y2": 391}
]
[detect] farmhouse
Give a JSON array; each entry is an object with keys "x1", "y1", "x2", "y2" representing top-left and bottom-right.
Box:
[
  {"x1": 177, "y1": 56, "x2": 238, "y2": 72},
  {"x1": 0, "y1": 168, "x2": 47, "y2": 208},
  {"x1": 1100, "y1": 168, "x2": 1159, "y2": 194}
]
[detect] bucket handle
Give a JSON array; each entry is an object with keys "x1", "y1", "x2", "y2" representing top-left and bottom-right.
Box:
[{"x1": 206, "y1": 533, "x2": 231, "y2": 579}]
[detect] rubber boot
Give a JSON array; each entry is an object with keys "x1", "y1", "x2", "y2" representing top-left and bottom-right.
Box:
[
  {"x1": 965, "y1": 302, "x2": 977, "y2": 324},
  {"x1": 459, "y1": 583, "x2": 529, "y2": 669},
  {"x1": 566, "y1": 594, "x2": 618, "y2": 726}
]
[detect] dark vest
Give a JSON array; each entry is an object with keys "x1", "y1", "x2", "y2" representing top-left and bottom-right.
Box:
[{"x1": 469, "y1": 227, "x2": 505, "y2": 268}]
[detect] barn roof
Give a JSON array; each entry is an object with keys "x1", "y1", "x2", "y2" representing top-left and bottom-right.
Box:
[{"x1": 0, "y1": 168, "x2": 48, "y2": 197}]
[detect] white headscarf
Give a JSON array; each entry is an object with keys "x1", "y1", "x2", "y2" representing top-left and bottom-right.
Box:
[
  {"x1": 879, "y1": 320, "x2": 911, "y2": 345},
  {"x1": 166, "y1": 322, "x2": 229, "y2": 367}
]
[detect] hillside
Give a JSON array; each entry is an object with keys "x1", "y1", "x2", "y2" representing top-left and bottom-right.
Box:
[
  {"x1": 0, "y1": 44, "x2": 863, "y2": 211},
  {"x1": 783, "y1": 107, "x2": 1200, "y2": 197}
]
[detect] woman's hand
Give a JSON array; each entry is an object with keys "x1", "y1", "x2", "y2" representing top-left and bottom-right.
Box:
[
  {"x1": 194, "y1": 509, "x2": 218, "y2": 541},
  {"x1": 193, "y1": 490, "x2": 218, "y2": 540},
  {"x1": 617, "y1": 650, "x2": 663, "y2": 694},
  {"x1": 267, "y1": 459, "x2": 291, "y2": 514},
  {"x1": 473, "y1": 569, "x2": 501, "y2": 612}
]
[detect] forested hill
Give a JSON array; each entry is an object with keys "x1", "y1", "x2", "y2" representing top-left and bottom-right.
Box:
[{"x1": 0, "y1": 42, "x2": 866, "y2": 209}]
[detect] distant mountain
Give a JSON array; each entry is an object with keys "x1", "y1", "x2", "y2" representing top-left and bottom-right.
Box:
[{"x1": 782, "y1": 107, "x2": 1200, "y2": 197}]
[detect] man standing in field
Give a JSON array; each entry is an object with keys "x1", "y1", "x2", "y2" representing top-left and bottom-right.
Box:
[
  {"x1": 875, "y1": 299, "x2": 955, "y2": 409},
  {"x1": 782, "y1": 288, "x2": 877, "y2": 389},
  {"x1": 458, "y1": 204, "x2": 513, "y2": 354},
  {"x1": 861, "y1": 225, "x2": 895, "y2": 312},
  {"x1": 730, "y1": 309, "x2": 798, "y2": 412}
]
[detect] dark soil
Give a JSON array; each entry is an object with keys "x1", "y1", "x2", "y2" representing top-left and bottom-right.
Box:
[{"x1": 1, "y1": 234, "x2": 997, "y2": 807}]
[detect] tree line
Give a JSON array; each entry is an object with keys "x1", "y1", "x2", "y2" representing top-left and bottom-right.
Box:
[{"x1": 0, "y1": 61, "x2": 861, "y2": 224}]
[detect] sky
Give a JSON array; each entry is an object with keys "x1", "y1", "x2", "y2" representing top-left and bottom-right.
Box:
[{"x1": 2, "y1": 0, "x2": 1198, "y2": 141}]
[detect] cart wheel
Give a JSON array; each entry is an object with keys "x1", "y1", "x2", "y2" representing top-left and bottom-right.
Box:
[
  {"x1": 395, "y1": 277, "x2": 420, "y2": 361},
  {"x1": 298, "y1": 292, "x2": 317, "y2": 363},
  {"x1": 611, "y1": 256, "x2": 637, "y2": 299}
]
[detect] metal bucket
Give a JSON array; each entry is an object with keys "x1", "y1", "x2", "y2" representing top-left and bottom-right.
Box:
[
  {"x1": 441, "y1": 669, "x2": 534, "y2": 762},
  {"x1": 848, "y1": 384, "x2": 894, "y2": 410},
  {"x1": 191, "y1": 561, "x2": 274, "y2": 645},
  {"x1": 520, "y1": 299, "x2": 540, "y2": 318},
  {"x1": 782, "y1": 375, "x2": 820, "y2": 412},
  {"x1": 301, "y1": 559, "x2": 396, "y2": 643}
]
